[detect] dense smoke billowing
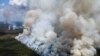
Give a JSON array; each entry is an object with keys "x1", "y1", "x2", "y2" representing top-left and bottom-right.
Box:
[{"x1": 16, "y1": 0, "x2": 100, "y2": 56}]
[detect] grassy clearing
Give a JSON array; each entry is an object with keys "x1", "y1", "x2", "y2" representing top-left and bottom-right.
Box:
[{"x1": 0, "y1": 34, "x2": 39, "y2": 56}]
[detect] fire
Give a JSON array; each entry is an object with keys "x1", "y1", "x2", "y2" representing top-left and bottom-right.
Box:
[{"x1": 16, "y1": 0, "x2": 100, "y2": 56}]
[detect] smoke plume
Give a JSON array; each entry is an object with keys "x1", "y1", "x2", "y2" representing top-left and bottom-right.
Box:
[{"x1": 16, "y1": 0, "x2": 100, "y2": 56}]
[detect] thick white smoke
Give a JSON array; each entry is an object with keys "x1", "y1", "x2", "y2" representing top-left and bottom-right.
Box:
[{"x1": 16, "y1": 0, "x2": 100, "y2": 56}]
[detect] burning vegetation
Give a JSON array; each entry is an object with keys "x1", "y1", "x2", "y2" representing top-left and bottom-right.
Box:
[{"x1": 16, "y1": 0, "x2": 100, "y2": 56}]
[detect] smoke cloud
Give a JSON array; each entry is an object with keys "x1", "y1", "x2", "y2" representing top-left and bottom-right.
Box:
[{"x1": 16, "y1": 0, "x2": 100, "y2": 56}]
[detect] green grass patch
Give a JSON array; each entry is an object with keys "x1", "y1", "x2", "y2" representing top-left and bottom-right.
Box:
[{"x1": 0, "y1": 38, "x2": 39, "y2": 56}]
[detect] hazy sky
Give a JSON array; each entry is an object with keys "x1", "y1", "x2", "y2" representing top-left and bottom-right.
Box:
[
  {"x1": 0, "y1": 0, "x2": 27, "y2": 6},
  {"x1": 0, "y1": 0, "x2": 27, "y2": 22},
  {"x1": 0, "y1": 0, "x2": 9, "y2": 6}
]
